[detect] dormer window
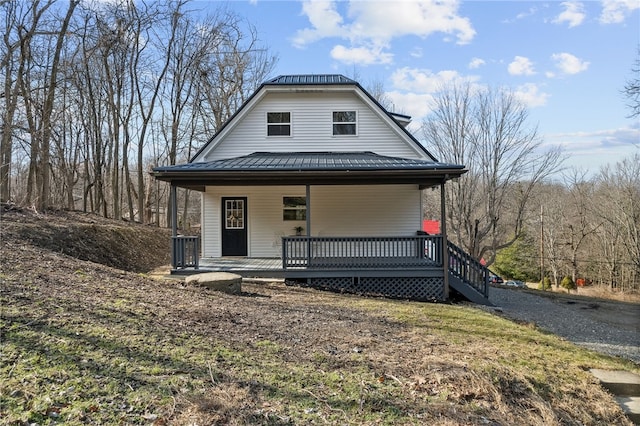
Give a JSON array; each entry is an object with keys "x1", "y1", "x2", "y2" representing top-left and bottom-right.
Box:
[
  {"x1": 267, "y1": 112, "x2": 291, "y2": 136},
  {"x1": 332, "y1": 111, "x2": 357, "y2": 135}
]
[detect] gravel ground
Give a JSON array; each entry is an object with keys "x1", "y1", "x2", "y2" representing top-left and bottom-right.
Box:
[{"x1": 487, "y1": 287, "x2": 640, "y2": 365}]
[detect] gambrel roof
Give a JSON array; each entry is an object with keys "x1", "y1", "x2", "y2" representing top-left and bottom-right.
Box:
[
  {"x1": 152, "y1": 74, "x2": 467, "y2": 189},
  {"x1": 189, "y1": 74, "x2": 438, "y2": 163}
]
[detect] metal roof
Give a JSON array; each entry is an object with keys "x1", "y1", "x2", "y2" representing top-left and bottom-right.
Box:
[
  {"x1": 155, "y1": 152, "x2": 461, "y2": 173},
  {"x1": 265, "y1": 75, "x2": 356, "y2": 85},
  {"x1": 152, "y1": 151, "x2": 466, "y2": 190}
]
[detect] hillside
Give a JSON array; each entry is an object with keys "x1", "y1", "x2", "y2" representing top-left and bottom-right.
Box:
[
  {"x1": 0, "y1": 208, "x2": 637, "y2": 425},
  {"x1": 0, "y1": 207, "x2": 171, "y2": 273}
]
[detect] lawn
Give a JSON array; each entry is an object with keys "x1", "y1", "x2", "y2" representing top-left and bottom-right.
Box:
[{"x1": 1, "y1": 209, "x2": 636, "y2": 425}]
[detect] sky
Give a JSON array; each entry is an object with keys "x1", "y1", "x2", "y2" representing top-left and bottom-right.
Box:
[{"x1": 196, "y1": 0, "x2": 639, "y2": 176}]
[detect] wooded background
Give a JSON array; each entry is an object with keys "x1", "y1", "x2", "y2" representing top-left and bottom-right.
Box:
[{"x1": 1, "y1": 1, "x2": 638, "y2": 292}]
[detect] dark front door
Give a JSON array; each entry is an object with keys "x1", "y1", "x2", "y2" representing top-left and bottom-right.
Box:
[{"x1": 222, "y1": 197, "x2": 247, "y2": 256}]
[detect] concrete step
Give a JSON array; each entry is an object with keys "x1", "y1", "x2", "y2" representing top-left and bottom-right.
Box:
[{"x1": 591, "y1": 369, "x2": 640, "y2": 425}]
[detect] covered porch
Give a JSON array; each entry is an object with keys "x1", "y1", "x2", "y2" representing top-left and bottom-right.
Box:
[
  {"x1": 170, "y1": 233, "x2": 490, "y2": 304},
  {"x1": 153, "y1": 152, "x2": 491, "y2": 304}
]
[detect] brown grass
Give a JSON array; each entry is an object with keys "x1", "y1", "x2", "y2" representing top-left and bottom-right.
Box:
[{"x1": 1, "y1": 209, "x2": 637, "y2": 425}]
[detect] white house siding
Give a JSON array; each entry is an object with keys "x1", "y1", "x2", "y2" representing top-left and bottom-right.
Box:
[
  {"x1": 201, "y1": 184, "x2": 422, "y2": 258},
  {"x1": 309, "y1": 185, "x2": 422, "y2": 237},
  {"x1": 199, "y1": 91, "x2": 428, "y2": 162},
  {"x1": 202, "y1": 186, "x2": 308, "y2": 258}
]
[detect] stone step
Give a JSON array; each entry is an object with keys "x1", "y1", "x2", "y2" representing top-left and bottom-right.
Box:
[
  {"x1": 615, "y1": 397, "x2": 640, "y2": 425},
  {"x1": 590, "y1": 369, "x2": 640, "y2": 425}
]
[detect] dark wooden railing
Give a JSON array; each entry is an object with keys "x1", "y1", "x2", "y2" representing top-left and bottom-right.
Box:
[
  {"x1": 281, "y1": 235, "x2": 489, "y2": 299},
  {"x1": 282, "y1": 235, "x2": 443, "y2": 269},
  {"x1": 172, "y1": 235, "x2": 200, "y2": 269},
  {"x1": 447, "y1": 240, "x2": 489, "y2": 296}
]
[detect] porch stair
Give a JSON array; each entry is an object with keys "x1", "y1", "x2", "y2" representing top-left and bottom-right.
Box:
[
  {"x1": 447, "y1": 241, "x2": 492, "y2": 306},
  {"x1": 449, "y1": 274, "x2": 492, "y2": 305}
]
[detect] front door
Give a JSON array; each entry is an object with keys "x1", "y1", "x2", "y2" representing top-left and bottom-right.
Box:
[{"x1": 221, "y1": 197, "x2": 247, "y2": 256}]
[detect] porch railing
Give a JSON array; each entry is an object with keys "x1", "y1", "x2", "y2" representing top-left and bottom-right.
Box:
[
  {"x1": 172, "y1": 235, "x2": 200, "y2": 269},
  {"x1": 282, "y1": 235, "x2": 443, "y2": 269},
  {"x1": 447, "y1": 240, "x2": 489, "y2": 296},
  {"x1": 281, "y1": 235, "x2": 489, "y2": 299}
]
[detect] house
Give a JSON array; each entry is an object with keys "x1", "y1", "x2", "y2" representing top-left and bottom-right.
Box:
[{"x1": 152, "y1": 74, "x2": 490, "y2": 304}]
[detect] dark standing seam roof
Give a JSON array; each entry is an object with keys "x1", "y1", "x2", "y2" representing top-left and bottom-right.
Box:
[
  {"x1": 265, "y1": 75, "x2": 357, "y2": 85},
  {"x1": 154, "y1": 152, "x2": 463, "y2": 173}
]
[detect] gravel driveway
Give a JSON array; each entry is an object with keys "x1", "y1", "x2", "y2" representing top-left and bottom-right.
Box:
[{"x1": 487, "y1": 287, "x2": 640, "y2": 364}]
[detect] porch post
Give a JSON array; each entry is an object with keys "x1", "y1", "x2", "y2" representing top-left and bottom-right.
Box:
[
  {"x1": 440, "y1": 181, "x2": 450, "y2": 300},
  {"x1": 306, "y1": 184, "x2": 311, "y2": 265},
  {"x1": 305, "y1": 184, "x2": 311, "y2": 236},
  {"x1": 170, "y1": 183, "x2": 178, "y2": 269}
]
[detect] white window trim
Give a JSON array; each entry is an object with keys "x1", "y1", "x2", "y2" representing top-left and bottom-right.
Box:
[
  {"x1": 282, "y1": 196, "x2": 307, "y2": 221},
  {"x1": 332, "y1": 110, "x2": 358, "y2": 136},
  {"x1": 266, "y1": 111, "x2": 292, "y2": 137}
]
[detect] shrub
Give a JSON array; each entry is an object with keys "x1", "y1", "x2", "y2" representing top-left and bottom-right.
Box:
[
  {"x1": 560, "y1": 276, "x2": 577, "y2": 293},
  {"x1": 538, "y1": 276, "x2": 552, "y2": 290}
]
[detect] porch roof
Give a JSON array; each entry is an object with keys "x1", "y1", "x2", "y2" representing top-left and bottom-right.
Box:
[{"x1": 152, "y1": 151, "x2": 466, "y2": 190}]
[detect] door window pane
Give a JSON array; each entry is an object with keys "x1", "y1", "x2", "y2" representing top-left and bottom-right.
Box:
[{"x1": 226, "y1": 199, "x2": 245, "y2": 229}]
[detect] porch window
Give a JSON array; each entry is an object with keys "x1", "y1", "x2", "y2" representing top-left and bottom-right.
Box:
[
  {"x1": 267, "y1": 112, "x2": 291, "y2": 136},
  {"x1": 283, "y1": 196, "x2": 306, "y2": 220},
  {"x1": 332, "y1": 111, "x2": 357, "y2": 135}
]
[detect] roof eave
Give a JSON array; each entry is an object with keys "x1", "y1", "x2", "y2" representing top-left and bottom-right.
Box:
[{"x1": 151, "y1": 167, "x2": 467, "y2": 189}]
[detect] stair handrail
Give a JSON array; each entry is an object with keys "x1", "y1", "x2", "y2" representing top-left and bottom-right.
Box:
[{"x1": 446, "y1": 240, "x2": 489, "y2": 296}]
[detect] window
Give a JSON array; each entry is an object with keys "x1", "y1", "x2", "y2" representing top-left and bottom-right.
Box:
[
  {"x1": 225, "y1": 199, "x2": 245, "y2": 229},
  {"x1": 283, "y1": 196, "x2": 306, "y2": 220},
  {"x1": 267, "y1": 112, "x2": 291, "y2": 136},
  {"x1": 332, "y1": 111, "x2": 357, "y2": 135}
]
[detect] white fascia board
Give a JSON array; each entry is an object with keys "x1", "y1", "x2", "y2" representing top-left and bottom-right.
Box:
[
  {"x1": 351, "y1": 86, "x2": 432, "y2": 160},
  {"x1": 191, "y1": 89, "x2": 269, "y2": 163}
]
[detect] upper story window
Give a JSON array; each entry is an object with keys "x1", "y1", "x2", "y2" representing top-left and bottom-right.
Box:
[
  {"x1": 332, "y1": 111, "x2": 357, "y2": 135},
  {"x1": 267, "y1": 112, "x2": 291, "y2": 136}
]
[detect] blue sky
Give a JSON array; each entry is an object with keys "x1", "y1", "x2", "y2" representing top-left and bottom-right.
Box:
[{"x1": 198, "y1": 0, "x2": 639, "y2": 175}]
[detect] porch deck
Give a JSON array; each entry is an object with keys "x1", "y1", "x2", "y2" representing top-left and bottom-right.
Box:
[
  {"x1": 197, "y1": 257, "x2": 284, "y2": 277},
  {"x1": 171, "y1": 235, "x2": 490, "y2": 304}
]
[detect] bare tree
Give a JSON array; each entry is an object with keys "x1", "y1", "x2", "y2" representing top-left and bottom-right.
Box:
[
  {"x1": 2, "y1": 0, "x2": 277, "y2": 221},
  {"x1": 561, "y1": 170, "x2": 601, "y2": 282},
  {"x1": 595, "y1": 154, "x2": 640, "y2": 290},
  {"x1": 12, "y1": 0, "x2": 78, "y2": 210},
  {"x1": 623, "y1": 46, "x2": 640, "y2": 118},
  {"x1": 422, "y1": 82, "x2": 563, "y2": 265},
  {"x1": 0, "y1": 1, "x2": 23, "y2": 202}
]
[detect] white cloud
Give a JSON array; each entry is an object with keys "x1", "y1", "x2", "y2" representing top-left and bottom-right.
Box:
[
  {"x1": 330, "y1": 44, "x2": 393, "y2": 65},
  {"x1": 468, "y1": 57, "x2": 485, "y2": 69},
  {"x1": 385, "y1": 91, "x2": 436, "y2": 128},
  {"x1": 544, "y1": 126, "x2": 640, "y2": 174},
  {"x1": 292, "y1": 0, "x2": 476, "y2": 66},
  {"x1": 600, "y1": 0, "x2": 640, "y2": 24},
  {"x1": 291, "y1": 1, "x2": 345, "y2": 47},
  {"x1": 513, "y1": 83, "x2": 550, "y2": 108},
  {"x1": 389, "y1": 67, "x2": 480, "y2": 93},
  {"x1": 410, "y1": 47, "x2": 423, "y2": 58},
  {"x1": 551, "y1": 52, "x2": 589, "y2": 75},
  {"x1": 553, "y1": 1, "x2": 586, "y2": 27},
  {"x1": 508, "y1": 56, "x2": 536, "y2": 76}
]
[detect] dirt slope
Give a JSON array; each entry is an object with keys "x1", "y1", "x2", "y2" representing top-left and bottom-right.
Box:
[{"x1": 1, "y1": 207, "x2": 170, "y2": 273}]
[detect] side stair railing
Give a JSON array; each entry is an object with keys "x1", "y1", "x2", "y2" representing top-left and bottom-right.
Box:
[{"x1": 447, "y1": 240, "x2": 489, "y2": 297}]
